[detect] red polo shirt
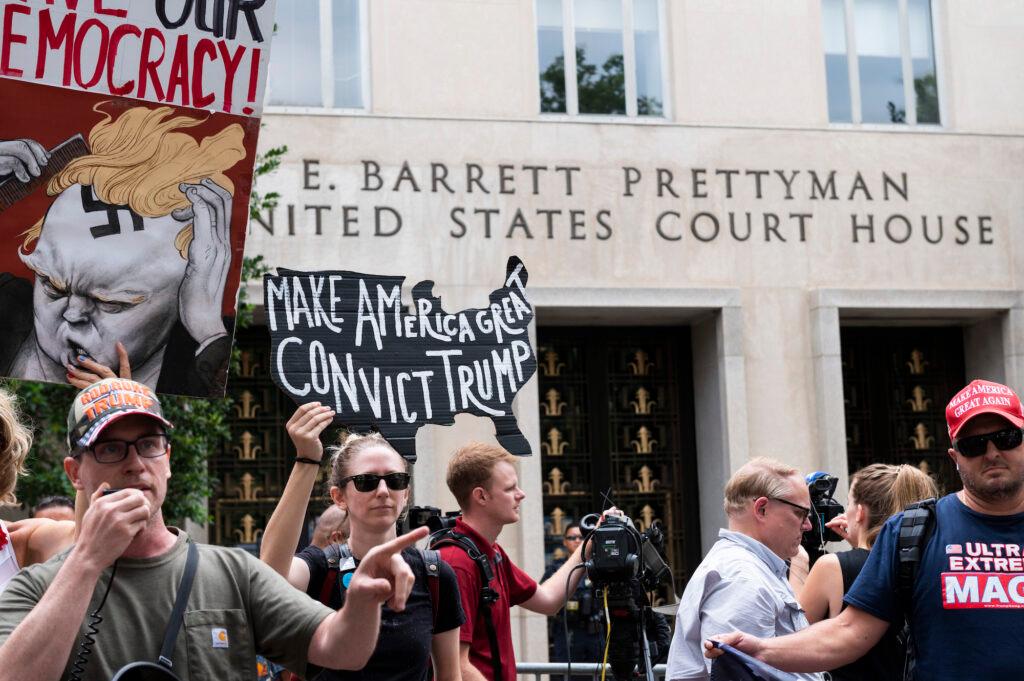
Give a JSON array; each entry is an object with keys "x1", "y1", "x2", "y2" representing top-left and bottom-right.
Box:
[{"x1": 438, "y1": 518, "x2": 538, "y2": 681}]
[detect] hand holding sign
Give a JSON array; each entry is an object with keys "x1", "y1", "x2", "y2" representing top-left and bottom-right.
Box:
[
  {"x1": 176, "y1": 178, "x2": 233, "y2": 347},
  {"x1": 265, "y1": 257, "x2": 537, "y2": 460},
  {"x1": 287, "y1": 402, "x2": 336, "y2": 463}
]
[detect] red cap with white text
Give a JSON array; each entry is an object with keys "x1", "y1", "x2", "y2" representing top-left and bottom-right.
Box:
[
  {"x1": 67, "y1": 378, "x2": 173, "y2": 451},
  {"x1": 945, "y1": 379, "x2": 1024, "y2": 440}
]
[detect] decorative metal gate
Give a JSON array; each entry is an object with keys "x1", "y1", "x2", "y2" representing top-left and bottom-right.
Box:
[
  {"x1": 841, "y1": 326, "x2": 965, "y2": 494},
  {"x1": 537, "y1": 328, "x2": 700, "y2": 600},
  {"x1": 209, "y1": 327, "x2": 332, "y2": 548}
]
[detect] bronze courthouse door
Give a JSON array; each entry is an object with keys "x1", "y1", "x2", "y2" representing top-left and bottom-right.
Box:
[
  {"x1": 537, "y1": 328, "x2": 701, "y2": 600},
  {"x1": 841, "y1": 327, "x2": 965, "y2": 494},
  {"x1": 210, "y1": 327, "x2": 332, "y2": 548}
]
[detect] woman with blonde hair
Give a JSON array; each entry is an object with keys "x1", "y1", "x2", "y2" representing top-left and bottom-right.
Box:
[
  {"x1": 796, "y1": 462, "x2": 939, "y2": 681},
  {"x1": 261, "y1": 402, "x2": 464, "y2": 681},
  {"x1": 0, "y1": 387, "x2": 75, "y2": 590}
]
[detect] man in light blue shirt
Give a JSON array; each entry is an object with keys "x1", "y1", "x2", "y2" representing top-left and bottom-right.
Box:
[{"x1": 666, "y1": 457, "x2": 822, "y2": 681}]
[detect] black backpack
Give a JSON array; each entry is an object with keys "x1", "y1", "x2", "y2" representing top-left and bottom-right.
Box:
[
  {"x1": 896, "y1": 497, "x2": 937, "y2": 681},
  {"x1": 318, "y1": 543, "x2": 441, "y2": 626},
  {"x1": 428, "y1": 529, "x2": 504, "y2": 681}
]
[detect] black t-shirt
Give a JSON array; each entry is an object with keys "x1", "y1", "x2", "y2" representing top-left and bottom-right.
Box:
[
  {"x1": 297, "y1": 544, "x2": 465, "y2": 681},
  {"x1": 829, "y1": 548, "x2": 902, "y2": 681}
]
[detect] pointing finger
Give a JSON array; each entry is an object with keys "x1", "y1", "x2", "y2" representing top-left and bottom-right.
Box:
[{"x1": 376, "y1": 526, "x2": 428, "y2": 558}]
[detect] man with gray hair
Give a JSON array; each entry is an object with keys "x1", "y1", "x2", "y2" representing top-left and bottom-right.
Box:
[{"x1": 666, "y1": 457, "x2": 821, "y2": 681}]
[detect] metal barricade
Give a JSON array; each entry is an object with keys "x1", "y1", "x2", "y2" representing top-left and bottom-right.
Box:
[{"x1": 516, "y1": 662, "x2": 668, "y2": 681}]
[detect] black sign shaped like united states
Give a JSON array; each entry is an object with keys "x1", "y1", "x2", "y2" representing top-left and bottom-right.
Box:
[{"x1": 264, "y1": 257, "x2": 537, "y2": 461}]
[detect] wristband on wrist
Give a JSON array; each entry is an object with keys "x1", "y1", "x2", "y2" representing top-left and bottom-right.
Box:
[{"x1": 295, "y1": 457, "x2": 322, "y2": 466}]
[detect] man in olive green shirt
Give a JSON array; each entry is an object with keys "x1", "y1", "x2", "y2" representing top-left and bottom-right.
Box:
[{"x1": 0, "y1": 378, "x2": 425, "y2": 681}]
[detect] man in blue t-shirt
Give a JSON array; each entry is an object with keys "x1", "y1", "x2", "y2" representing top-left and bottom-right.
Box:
[{"x1": 704, "y1": 378, "x2": 1024, "y2": 681}]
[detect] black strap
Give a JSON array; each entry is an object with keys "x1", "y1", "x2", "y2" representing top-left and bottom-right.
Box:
[
  {"x1": 430, "y1": 531, "x2": 503, "y2": 681},
  {"x1": 896, "y1": 497, "x2": 936, "y2": 681},
  {"x1": 480, "y1": 603, "x2": 503, "y2": 681},
  {"x1": 897, "y1": 497, "x2": 937, "y2": 616},
  {"x1": 158, "y1": 541, "x2": 200, "y2": 669},
  {"x1": 421, "y1": 548, "x2": 442, "y2": 630}
]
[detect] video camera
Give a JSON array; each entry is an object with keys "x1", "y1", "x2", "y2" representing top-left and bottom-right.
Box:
[
  {"x1": 802, "y1": 472, "x2": 845, "y2": 564},
  {"x1": 579, "y1": 511, "x2": 673, "y2": 681},
  {"x1": 581, "y1": 513, "x2": 671, "y2": 591},
  {"x1": 404, "y1": 505, "x2": 459, "y2": 534}
]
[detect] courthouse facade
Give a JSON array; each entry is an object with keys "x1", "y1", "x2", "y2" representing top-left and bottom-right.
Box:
[{"x1": 212, "y1": 0, "x2": 1024, "y2": 662}]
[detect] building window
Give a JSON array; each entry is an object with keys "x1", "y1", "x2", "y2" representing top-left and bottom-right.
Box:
[
  {"x1": 823, "y1": 0, "x2": 940, "y2": 125},
  {"x1": 267, "y1": 0, "x2": 367, "y2": 109},
  {"x1": 538, "y1": 0, "x2": 666, "y2": 117}
]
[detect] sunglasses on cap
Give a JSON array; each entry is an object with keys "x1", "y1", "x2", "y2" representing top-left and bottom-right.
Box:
[
  {"x1": 954, "y1": 427, "x2": 1024, "y2": 458},
  {"x1": 340, "y1": 472, "x2": 411, "y2": 492}
]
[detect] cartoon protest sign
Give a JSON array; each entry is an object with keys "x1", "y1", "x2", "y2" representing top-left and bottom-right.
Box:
[
  {"x1": 0, "y1": 0, "x2": 277, "y2": 396},
  {"x1": 265, "y1": 257, "x2": 538, "y2": 461}
]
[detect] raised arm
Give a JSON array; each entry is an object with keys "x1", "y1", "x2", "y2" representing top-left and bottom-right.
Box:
[
  {"x1": 523, "y1": 509, "x2": 625, "y2": 616},
  {"x1": 523, "y1": 545, "x2": 585, "y2": 616},
  {"x1": 260, "y1": 402, "x2": 335, "y2": 590}
]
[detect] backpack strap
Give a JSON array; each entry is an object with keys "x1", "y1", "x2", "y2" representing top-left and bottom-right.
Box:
[
  {"x1": 318, "y1": 543, "x2": 354, "y2": 606},
  {"x1": 897, "y1": 497, "x2": 937, "y2": 681},
  {"x1": 897, "y1": 497, "x2": 937, "y2": 616},
  {"x1": 430, "y1": 530, "x2": 503, "y2": 681},
  {"x1": 420, "y1": 548, "x2": 441, "y2": 630}
]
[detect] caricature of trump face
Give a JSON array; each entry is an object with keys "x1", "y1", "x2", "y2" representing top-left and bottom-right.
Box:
[{"x1": 21, "y1": 184, "x2": 187, "y2": 371}]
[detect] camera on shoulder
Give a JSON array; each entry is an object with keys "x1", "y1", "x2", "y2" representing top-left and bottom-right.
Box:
[{"x1": 802, "y1": 472, "x2": 845, "y2": 563}]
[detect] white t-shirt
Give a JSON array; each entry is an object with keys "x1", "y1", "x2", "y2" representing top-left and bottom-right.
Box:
[{"x1": 0, "y1": 521, "x2": 20, "y2": 592}]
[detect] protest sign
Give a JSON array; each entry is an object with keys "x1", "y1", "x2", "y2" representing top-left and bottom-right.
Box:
[
  {"x1": 265, "y1": 256, "x2": 538, "y2": 461},
  {"x1": 0, "y1": 0, "x2": 277, "y2": 396}
]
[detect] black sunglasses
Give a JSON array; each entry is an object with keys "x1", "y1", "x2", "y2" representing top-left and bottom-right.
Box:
[
  {"x1": 955, "y1": 427, "x2": 1024, "y2": 458},
  {"x1": 341, "y1": 472, "x2": 411, "y2": 492}
]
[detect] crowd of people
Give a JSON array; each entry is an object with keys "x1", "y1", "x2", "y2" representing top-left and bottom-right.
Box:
[
  {"x1": 0, "y1": 373, "x2": 1019, "y2": 681},
  {"x1": 688, "y1": 378, "x2": 1024, "y2": 681},
  {"x1": 0, "y1": 378, "x2": 604, "y2": 681}
]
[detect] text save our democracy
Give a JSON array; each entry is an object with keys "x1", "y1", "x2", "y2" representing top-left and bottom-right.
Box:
[
  {"x1": 266, "y1": 266, "x2": 535, "y2": 424},
  {"x1": 0, "y1": 4, "x2": 266, "y2": 115}
]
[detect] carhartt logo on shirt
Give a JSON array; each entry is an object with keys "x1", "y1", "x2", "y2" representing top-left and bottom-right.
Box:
[{"x1": 212, "y1": 628, "x2": 229, "y2": 648}]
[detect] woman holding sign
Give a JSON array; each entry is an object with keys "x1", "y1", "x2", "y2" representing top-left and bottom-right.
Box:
[{"x1": 260, "y1": 402, "x2": 464, "y2": 681}]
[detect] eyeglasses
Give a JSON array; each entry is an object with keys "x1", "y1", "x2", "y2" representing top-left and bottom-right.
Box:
[
  {"x1": 955, "y1": 427, "x2": 1024, "y2": 458},
  {"x1": 84, "y1": 434, "x2": 170, "y2": 464},
  {"x1": 768, "y1": 497, "x2": 812, "y2": 522},
  {"x1": 341, "y1": 472, "x2": 411, "y2": 493},
  {"x1": 564, "y1": 534, "x2": 583, "y2": 541}
]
